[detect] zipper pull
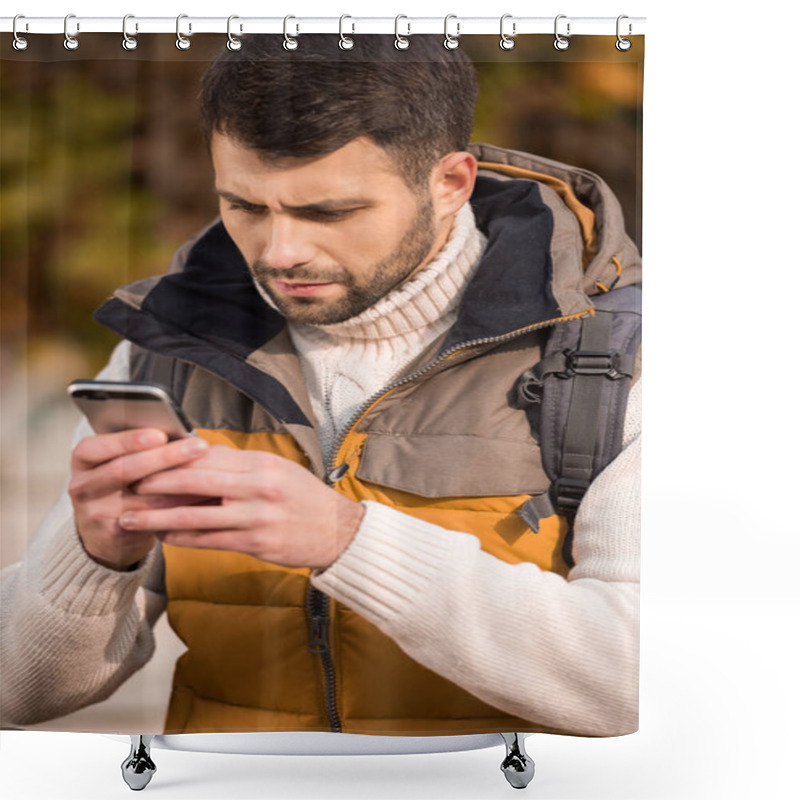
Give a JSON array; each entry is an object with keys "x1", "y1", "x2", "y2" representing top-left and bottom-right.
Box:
[
  {"x1": 326, "y1": 462, "x2": 350, "y2": 485},
  {"x1": 308, "y1": 614, "x2": 330, "y2": 654}
]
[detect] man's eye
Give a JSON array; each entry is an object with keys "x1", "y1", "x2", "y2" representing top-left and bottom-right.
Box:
[
  {"x1": 228, "y1": 202, "x2": 265, "y2": 215},
  {"x1": 303, "y1": 209, "x2": 356, "y2": 222}
]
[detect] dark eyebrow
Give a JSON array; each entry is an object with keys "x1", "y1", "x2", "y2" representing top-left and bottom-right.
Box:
[{"x1": 216, "y1": 189, "x2": 370, "y2": 213}]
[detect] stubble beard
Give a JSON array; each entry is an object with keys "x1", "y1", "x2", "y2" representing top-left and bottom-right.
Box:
[{"x1": 250, "y1": 197, "x2": 436, "y2": 325}]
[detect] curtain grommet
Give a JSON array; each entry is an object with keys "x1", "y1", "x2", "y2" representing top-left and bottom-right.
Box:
[
  {"x1": 283, "y1": 15, "x2": 299, "y2": 51},
  {"x1": 12, "y1": 14, "x2": 29, "y2": 51},
  {"x1": 499, "y1": 14, "x2": 516, "y2": 50},
  {"x1": 339, "y1": 15, "x2": 355, "y2": 50},
  {"x1": 175, "y1": 14, "x2": 191, "y2": 51},
  {"x1": 122, "y1": 14, "x2": 138, "y2": 51},
  {"x1": 394, "y1": 15, "x2": 410, "y2": 50},
  {"x1": 554, "y1": 14, "x2": 571, "y2": 51},
  {"x1": 616, "y1": 15, "x2": 632, "y2": 51},
  {"x1": 64, "y1": 13, "x2": 79, "y2": 51},
  {"x1": 227, "y1": 15, "x2": 242, "y2": 51},
  {"x1": 444, "y1": 14, "x2": 460, "y2": 50}
]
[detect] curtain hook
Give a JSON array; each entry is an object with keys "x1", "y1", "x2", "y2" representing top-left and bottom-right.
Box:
[
  {"x1": 227, "y1": 15, "x2": 242, "y2": 51},
  {"x1": 499, "y1": 14, "x2": 515, "y2": 50},
  {"x1": 339, "y1": 15, "x2": 355, "y2": 50},
  {"x1": 12, "y1": 14, "x2": 29, "y2": 51},
  {"x1": 616, "y1": 15, "x2": 632, "y2": 51},
  {"x1": 444, "y1": 14, "x2": 460, "y2": 50},
  {"x1": 394, "y1": 15, "x2": 410, "y2": 50},
  {"x1": 554, "y1": 14, "x2": 570, "y2": 50},
  {"x1": 283, "y1": 15, "x2": 299, "y2": 50},
  {"x1": 64, "y1": 13, "x2": 79, "y2": 51},
  {"x1": 175, "y1": 14, "x2": 192, "y2": 50},
  {"x1": 122, "y1": 14, "x2": 138, "y2": 51}
]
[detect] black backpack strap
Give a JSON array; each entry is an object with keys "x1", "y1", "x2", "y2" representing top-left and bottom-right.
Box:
[{"x1": 516, "y1": 285, "x2": 641, "y2": 565}]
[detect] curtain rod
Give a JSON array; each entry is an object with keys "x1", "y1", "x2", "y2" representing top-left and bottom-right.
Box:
[{"x1": 2, "y1": 15, "x2": 646, "y2": 38}]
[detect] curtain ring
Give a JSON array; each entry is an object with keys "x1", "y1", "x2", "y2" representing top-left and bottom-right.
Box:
[
  {"x1": 283, "y1": 15, "x2": 298, "y2": 50},
  {"x1": 394, "y1": 15, "x2": 410, "y2": 50},
  {"x1": 175, "y1": 14, "x2": 191, "y2": 50},
  {"x1": 64, "y1": 13, "x2": 79, "y2": 50},
  {"x1": 616, "y1": 15, "x2": 632, "y2": 51},
  {"x1": 122, "y1": 14, "x2": 138, "y2": 51},
  {"x1": 444, "y1": 14, "x2": 459, "y2": 50},
  {"x1": 339, "y1": 15, "x2": 355, "y2": 50},
  {"x1": 227, "y1": 15, "x2": 242, "y2": 51},
  {"x1": 554, "y1": 14, "x2": 570, "y2": 51},
  {"x1": 12, "y1": 15, "x2": 29, "y2": 51},
  {"x1": 499, "y1": 14, "x2": 515, "y2": 50}
]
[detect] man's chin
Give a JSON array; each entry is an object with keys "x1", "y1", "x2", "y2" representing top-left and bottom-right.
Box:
[{"x1": 269, "y1": 293, "x2": 362, "y2": 326}]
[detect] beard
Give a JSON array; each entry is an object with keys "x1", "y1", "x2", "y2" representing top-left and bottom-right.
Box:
[{"x1": 249, "y1": 197, "x2": 436, "y2": 325}]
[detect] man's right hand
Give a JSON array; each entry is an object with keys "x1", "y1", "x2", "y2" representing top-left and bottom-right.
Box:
[{"x1": 68, "y1": 429, "x2": 210, "y2": 571}]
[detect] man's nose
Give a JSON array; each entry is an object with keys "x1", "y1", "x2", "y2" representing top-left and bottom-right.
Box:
[{"x1": 261, "y1": 215, "x2": 315, "y2": 271}]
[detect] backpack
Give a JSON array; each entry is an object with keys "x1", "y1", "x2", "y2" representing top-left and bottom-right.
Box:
[{"x1": 514, "y1": 285, "x2": 642, "y2": 567}]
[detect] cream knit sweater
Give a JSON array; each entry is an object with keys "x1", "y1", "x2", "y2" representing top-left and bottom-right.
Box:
[{"x1": 0, "y1": 205, "x2": 640, "y2": 737}]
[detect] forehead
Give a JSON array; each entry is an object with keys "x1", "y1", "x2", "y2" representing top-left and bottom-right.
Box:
[{"x1": 211, "y1": 133, "x2": 408, "y2": 201}]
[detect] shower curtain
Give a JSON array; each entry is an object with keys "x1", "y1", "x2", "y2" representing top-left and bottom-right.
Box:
[{"x1": 0, "y1": 25, "x2": 643, "y2": 748}]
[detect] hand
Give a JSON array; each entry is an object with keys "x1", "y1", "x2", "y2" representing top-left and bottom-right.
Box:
[
  {"x1": 120, "y1": 445, "x2": 365, "y2": 570},
  {"x1": 68, "y1": 429, "x2": 212, "y2": 571}
]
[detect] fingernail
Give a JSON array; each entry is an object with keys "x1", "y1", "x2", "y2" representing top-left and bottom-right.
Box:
[
  {"x1": 137, "y1": 430, "x2": 164, "y2": 447},
  {"x1": 182, "y1": 437, "x2": 208, "y2": 456},
  {"x1": 120, "y1": 513, "x2": 137, "y2": 528}
]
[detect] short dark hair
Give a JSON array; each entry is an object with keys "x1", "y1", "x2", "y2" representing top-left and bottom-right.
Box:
[{"x1": 199, "y1": 34, "x2": 479, "y2": 189}]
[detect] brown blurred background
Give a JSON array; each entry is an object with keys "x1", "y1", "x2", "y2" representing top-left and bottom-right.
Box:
[{"x1": 0, "y1": 34, "x2": 643, "y2": 730}]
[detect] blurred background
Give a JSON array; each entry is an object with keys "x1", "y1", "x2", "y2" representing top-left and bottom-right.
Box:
[{"x1": 0, "y1": 33, "x2": 643, "y2": 730}]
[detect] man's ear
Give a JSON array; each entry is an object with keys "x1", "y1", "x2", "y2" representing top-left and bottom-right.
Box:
[{"x1": 430, "y1": 151, "x2": 478, "y2": 218}]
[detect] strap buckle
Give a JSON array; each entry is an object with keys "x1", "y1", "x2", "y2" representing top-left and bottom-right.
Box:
[
  {"x1": 553, "y1": 477, "x2": 591, "y2": 510},
  {"x1": 559, "y1": 349, "x2": 625, "y2": 380}
]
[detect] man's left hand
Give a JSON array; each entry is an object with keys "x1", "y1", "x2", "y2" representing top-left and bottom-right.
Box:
[{"x1": 119, "y1": 445, "x2": 364, "y2": 570}]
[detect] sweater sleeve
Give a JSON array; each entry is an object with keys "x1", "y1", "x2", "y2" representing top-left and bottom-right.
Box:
[
  {"x1": 0, "y1": 340, "x2": 168, "y2": 727},
  {"x1": 311, "y1": 380, "x2": 641, "y2": 737}
]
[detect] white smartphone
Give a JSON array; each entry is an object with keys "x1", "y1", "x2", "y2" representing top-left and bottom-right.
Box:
[{"x1": 67, "y1": 380, "x2": 194, "y2": 440}]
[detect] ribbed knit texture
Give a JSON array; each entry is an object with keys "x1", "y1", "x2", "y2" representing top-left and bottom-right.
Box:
[{"x1": 287, "y1": 204, "x2": 486, "y2": 462}]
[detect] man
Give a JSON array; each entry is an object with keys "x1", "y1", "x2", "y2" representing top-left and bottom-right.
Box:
[{"x1": 1, "y1": 35, "x2": 640, "y2": 739}]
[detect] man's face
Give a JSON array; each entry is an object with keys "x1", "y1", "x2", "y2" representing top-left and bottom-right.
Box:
[{"x1": 212, "y1": 133, "x2": 441, "y2": 325}]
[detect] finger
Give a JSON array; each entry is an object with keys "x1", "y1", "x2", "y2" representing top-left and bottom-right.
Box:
[
  {"x1": 72, "y1": 428, "x2": 168, "y2": 471},
  {"x1": 155, "y1": 530, "x2": 242, "y2": 551},
  {"x1": 134, "y1": 467, "x2": 276, "y2": 500},
  {"x1": 72, "y1": 437, "x2": 210, "y2": 500},
  {"x1": 122, "y1": 493, "x2": 214, "y2": 511},
  {"x1": 119, "y1": 503, "x2": 248, "y2": 532},
  {"x1": 183, "y1": 445, "x2": 285, "y2": 473}
]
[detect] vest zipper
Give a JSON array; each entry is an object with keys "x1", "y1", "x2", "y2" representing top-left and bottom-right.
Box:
[
  {"x1": 305, "y1": 585, "x2": 342, "y2": 732},
  {"x1": 324, "y1": 309, "x2": 594, "y2": 476}
]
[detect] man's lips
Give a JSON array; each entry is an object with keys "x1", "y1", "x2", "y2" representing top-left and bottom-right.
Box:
[{"x1": 274, "y1": 280, "x2": 337, "y2": 297}]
